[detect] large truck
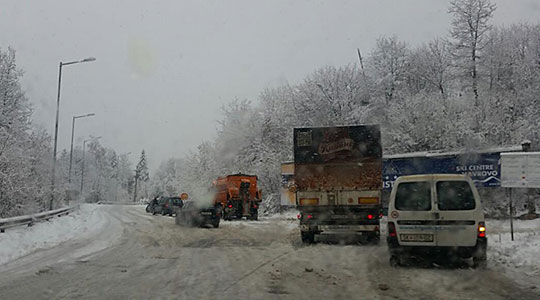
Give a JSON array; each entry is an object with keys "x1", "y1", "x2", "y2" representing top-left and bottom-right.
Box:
[
  {"x1": 213, "y1": 174, "x2": 262, "y2": 220},
  {"x1": 294, "y1": 125, "x2": 383, "y2": 244}
]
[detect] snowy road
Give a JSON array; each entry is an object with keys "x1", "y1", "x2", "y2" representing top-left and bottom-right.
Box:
[{"x1": 0, "y1": 205, "x2": 538, "y2": 300}]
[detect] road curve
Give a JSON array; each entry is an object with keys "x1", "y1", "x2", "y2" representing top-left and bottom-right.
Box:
[{"x1": 0, "y1": 205, "x2": 538, "y2": 300}]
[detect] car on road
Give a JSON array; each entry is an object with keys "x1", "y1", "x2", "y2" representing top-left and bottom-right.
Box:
[
  {"x1": 153, "y1": 197, "x2": 184, "y2": 216},
  {"x1": 175, "y1": 200, "x2": 221, "y2": 228},
  {"x1": 386, "y1": 174, "x2": 487, "y2": 268}
]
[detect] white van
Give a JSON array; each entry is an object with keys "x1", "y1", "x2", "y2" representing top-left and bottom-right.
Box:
[{"x1": 386, "y1": 174, "x2": 487, "y2": 268}]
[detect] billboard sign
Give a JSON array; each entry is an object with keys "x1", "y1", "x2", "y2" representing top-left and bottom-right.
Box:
[
  {"x1": 501, "y1": 152, "x2": 540, "y2": 188},
  {"x1": 383, "y1": 152, "x2": 502, "y2": 190}
]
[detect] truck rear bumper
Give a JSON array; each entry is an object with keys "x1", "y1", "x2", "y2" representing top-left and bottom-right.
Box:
[{"x1": 301, "y1": 224, "x2": 379, "y2": 233}]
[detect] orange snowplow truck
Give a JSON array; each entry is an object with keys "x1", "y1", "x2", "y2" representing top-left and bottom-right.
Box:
[{"x1": 213, "y1": 174, "x2": 262, "y2": 220}]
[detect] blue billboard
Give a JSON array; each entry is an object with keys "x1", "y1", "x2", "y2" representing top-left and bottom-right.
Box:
[{"x1": 383, "y1": 152, "x2": 501, "y2": 190}]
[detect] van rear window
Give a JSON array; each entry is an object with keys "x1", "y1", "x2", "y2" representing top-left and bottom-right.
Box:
[
  {"x1": 395, "y1": 182, "x2": 431, "y2": 211},
  {"x1": 436, "y1": 181, "x2": 475, "y2": 211}
]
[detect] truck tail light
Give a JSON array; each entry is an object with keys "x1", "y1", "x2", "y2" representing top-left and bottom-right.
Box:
[
  {"x1": 307, "y1": 214, "x2": 313, "y2": 219},
  {"x1": 358, "y1": 197, "x2": 379, "y2": 204},
  {"x1": 299, "y1": 198, "x2": 319, "y2": 205},
  {"x1": 228, "y1": 204, "x2": 233, "y2": 208},
  {"x1": 297, "y1": 214, "x2": 301, "y2": 219},
  {"x1": 478, "y1": 222, "x2": 486, "y2": 238},
  {"x1": 367, "y1": 214, "x2": 374, "y2": 220},
  {"x1": 388, "y1": 222, "x2": 397, "y2": 237},
  {"x1": 253, "y1": 204, "x2": 258, "y2": 209}
]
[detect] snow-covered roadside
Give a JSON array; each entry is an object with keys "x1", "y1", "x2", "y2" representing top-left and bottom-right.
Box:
[
  {"x1": 262, "y1": 209, "x2": 299, "y2": 221},
  {"x1": 487, "y1": 218, "x2": 540, "y2": 288},
  {"x1": 0, "y1": 204, "x2": 108, "y2": 266}
]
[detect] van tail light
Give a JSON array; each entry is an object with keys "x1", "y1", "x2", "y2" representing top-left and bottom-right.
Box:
[
  {"x1": 478, "y1": 222, "x2": 486, "y2": 238},
  {"x1": 388, "y1": 222, "x2": 397, "y2": 237},
  {"x1": 228, "y1": 204, "x2": 233, "y2": 208},
  {"x1": 367, "y1": 214, "x2": 374, "y2": 220}
]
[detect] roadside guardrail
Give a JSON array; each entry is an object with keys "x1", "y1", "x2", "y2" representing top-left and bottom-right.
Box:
[
  {"x1": 0, "y1": 206, "x2": 78, "y2": 233},
  {"x1": 97, "y1": 201, "x2": 142, "y2": 205}
]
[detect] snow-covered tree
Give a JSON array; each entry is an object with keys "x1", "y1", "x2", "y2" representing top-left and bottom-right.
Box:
[
  {"x1": 407, "y1": 38, "x2": 452, "y2": 97},
  {"x1": 449, "y1": 0, "x2": 496, "y2": 105},
  {"x1": 133, "y1": 150, "x2": 149, "y2": 200},
  {"x1": 0, "y1": 48, "x2": 54, "y2": 216},
  {"x1": 368, "y1": 36, "x2": 409, "y2": 103}
]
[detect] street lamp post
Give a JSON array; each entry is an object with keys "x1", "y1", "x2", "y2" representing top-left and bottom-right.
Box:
[
  {"x1": 80, "y1": 136, "x2": 101, "y2": 198},
  {"x1": 68, "y1": 113, "x2": 95, "y2": 184},
  {"x1": 50, "y1": 57, "x2": 96, "y2": 210}
]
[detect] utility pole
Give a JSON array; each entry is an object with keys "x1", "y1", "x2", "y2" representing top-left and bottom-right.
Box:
[{"x1": 357, "y1": 48, "x2": 366, "y2": 77}]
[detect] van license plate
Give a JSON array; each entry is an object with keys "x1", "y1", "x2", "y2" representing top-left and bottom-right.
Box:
[{"x1": 400, "y1": 234, "x2": 433, "y2": 242}]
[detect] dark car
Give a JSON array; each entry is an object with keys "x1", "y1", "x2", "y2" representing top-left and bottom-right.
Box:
[
  {"x1": 175, "y1": 201, "x2": 221, "y2": 228},
  {"x1": 153, "y1": 197, "x2": 184, "y2": 216}
]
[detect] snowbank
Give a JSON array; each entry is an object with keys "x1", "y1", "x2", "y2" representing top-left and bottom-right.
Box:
[
  {"x1": 263, "y1": 209, "x2": 300, "y2": 221},
  {"x1": 487, "y1": 218, "x2": 540, "y2": 287},
  {"x1": 0, "y1": 204, "x2": 108, "y2": 266}
]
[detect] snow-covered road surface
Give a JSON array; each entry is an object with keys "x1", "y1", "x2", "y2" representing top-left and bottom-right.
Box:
[{"x1": 0, "y1": 205, "x2": 538, "y2": 300}]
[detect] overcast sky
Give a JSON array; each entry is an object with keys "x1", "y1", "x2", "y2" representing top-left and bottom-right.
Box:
[{"x1": 1, "y1": 0, "x2": 538, "y2": 171}]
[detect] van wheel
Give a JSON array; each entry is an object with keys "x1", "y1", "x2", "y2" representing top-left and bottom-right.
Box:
[
  {"x1": 390, "y1": 255, "x2": 401, "y2": 267},
  {"x1": 301, "y1": 232, "x2": 315, "y2": 244},
  {"x1": 473, "y1": 257, "x2": 487, "y2": 269}
]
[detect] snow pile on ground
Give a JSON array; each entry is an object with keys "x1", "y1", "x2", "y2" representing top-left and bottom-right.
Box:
[
  {"x1": 487, "y1": 218, "x2": 540, "y2": 283},
  {"x1": 263, "y1": 209, "x2": 299, "y2": 221},
  {"x1": 0, "y1": 204, "x2": 107, "y2": 266}
]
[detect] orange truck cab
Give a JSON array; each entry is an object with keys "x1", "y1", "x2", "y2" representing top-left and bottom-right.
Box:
[{"x1": 213, "y1": 174, "x2": 262, "y2": 220}]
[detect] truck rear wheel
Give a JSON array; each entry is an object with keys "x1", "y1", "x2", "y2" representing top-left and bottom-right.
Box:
[{"x1": 301, "y1": 232, "x2": 315, "y2": 244}]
